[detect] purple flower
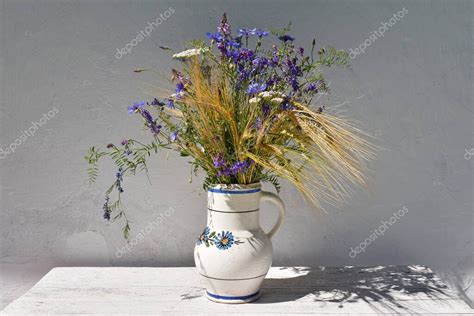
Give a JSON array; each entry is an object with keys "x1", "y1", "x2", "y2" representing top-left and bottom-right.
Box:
[
  {"x1": 175, "y1": 82, "x2": 185, "y2": 94},
  {"x1": 299, "y1": 47, "x2": 304, "y2": 55},
  {"x1": 141, "y1": 109, "x2": 153, "y2": 124},
  {"x1": 218, "y1": 13, "x2": 231, "y2": 36},
  {"x1": 246, "y1": 82, "x2": 267, "y2": 94},
  {"x1": 128, "y1": 101, "x2": 145, "y2": 114},
  {"x1": 106, "y1": 143, "x2": 114, "y2": 149},
  {"x1": 121, "y1": 139, "x2": 129, "y2": 146},
  {"x1": 170, "y1": 130, "x2": 178, "y2": 142},
  {"x1": 213, "y1": 154, "x2": 225, "y2": 168},
  {"x1": 278, "y1": 34, "x2": 295, "y2": 42},
  {"x1": 125, "y1": 149, "x2": 132, "y2": 156}
]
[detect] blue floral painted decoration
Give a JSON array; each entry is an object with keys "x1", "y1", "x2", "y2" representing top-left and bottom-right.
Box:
[{"x1": 196, "y1": 227, "x2": 241, "y2": 250}]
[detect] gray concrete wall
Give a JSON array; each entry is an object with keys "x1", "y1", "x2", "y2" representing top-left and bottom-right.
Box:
[{"x1": 1, "y1": 0, "x2": 472, "y2": 307}]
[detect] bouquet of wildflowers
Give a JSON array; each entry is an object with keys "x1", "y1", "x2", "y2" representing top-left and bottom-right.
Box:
[{"x1": 86, "y1": 14, "x2": 375, "y2": 237}]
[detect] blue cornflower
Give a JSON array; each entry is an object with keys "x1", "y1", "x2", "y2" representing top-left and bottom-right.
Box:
[
  {"x1": 305, "y1": 83, "x2": 318, "y2": 92},
  {"x1": 175, "y1": 82, "x2": 185, "y2": 94},
  {"x1": 278, "y1": 34, "x2": 295, "y2": 42},
  {"x1": 128, "y1": 101, "x2": 145, "y2": 114},
  {"x1": 289, "y1": 77, "x2": 299, "y2": 91},
  {"x1": 238, "y1": 28, "x2": 256, "y2": 37},
  {"x1": 149, "y1": 98, "x2": 165, "y2": 107},
  {"x1": 255, "y1": 29, "x2": 269, "y2": 37},
  {"x1": 166, "y1": 99, "x2": 175, "y2": 109},
  {"x1": 252, "y1": 57, "x2": 268, "y2": 68},
  {"x1": 206, "y1": 32, "x2": 224, "y2": 42},
  {"x1": 226, "y1": 40, "x2": 241, "y2": 48},
  {"x1": 170, "y1": 129, "x2": 178, "y2": 142},
  {"x1": 214, "y1": 231, "x2": 234, "y2": 250},
  {"x1": 246, "y1": 82, "x2": 267, "y2": 94}
]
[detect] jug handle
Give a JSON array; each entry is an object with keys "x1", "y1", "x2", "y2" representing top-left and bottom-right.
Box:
[{"x1": 260, "y1": 191, "x2": 286, "y2": 239}]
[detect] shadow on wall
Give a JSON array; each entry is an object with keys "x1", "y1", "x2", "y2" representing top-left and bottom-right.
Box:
[{"x1": 256, "y1": 266, "x2": 454, "y2": 313}]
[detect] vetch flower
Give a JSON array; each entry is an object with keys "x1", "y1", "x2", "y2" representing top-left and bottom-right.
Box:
[
  {"x1": 212, "y1": 154, "x2": 226, "y2": 168},
  {"x1": 214, "y1": 231, "x2": 234, "y2": 250},
  {"x1": 116, "y1": 168, "x2": 124, "y2": 193},
  {"x1": 217, "y1": 13, "x2": 231, "y2": 36},
  {"x1": 102, "y1": 196, "x2": 111, "y2": 221}
]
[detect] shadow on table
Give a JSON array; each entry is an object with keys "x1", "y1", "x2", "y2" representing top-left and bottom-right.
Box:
[{"x1": 257, "y1": 266, "x2": 451, "y2": 313}]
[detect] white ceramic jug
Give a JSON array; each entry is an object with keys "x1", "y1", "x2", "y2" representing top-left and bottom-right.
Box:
[{"x1": 194, "y1": 182, "x2": 285, "y2": 303}]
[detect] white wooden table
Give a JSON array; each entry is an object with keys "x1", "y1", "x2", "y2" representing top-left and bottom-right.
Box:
[{"x1": 2, "y1": 266, "x2": 472, "y2": 315}]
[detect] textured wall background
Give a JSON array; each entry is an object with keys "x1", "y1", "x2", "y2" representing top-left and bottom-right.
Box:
[{"x1": 1, "y1": 0, "x2": 472, "y2": 308}]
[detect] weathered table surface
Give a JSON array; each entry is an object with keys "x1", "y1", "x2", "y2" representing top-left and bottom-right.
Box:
[{"x1": 2, "y1": 266, "x2": 472, "y2": 315}]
